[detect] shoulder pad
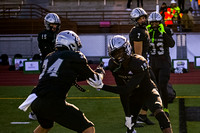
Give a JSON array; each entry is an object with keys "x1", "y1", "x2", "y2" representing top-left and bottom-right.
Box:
[{"x1": 75, "y1": 51, "x2": 88, "y2": 63}]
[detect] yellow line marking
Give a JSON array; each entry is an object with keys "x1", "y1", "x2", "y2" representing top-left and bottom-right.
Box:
[
  {"x1": 0, "y1": 96, "x2": 200, "y2": 100},
  {"x1": 176, "y1": 96, "x2": 200, "y2": 98}
]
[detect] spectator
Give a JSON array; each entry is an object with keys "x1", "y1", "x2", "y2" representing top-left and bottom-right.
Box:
[
  {"x1": 163, "y1": 6, "x2": 174, "y2": 27},
  {"x1": 170, "y1": 0, "x2": 181, "y2": 25},
  {"x1": 19, "y1": 30, "x2": 103, "y2": 133},
  {"x1": 0, "y1": 54, "x2": 9, "y2": 65},
  {"x1": 160, "y1": 2, "x2": 168, "y2": 20},
  {"x1": 178, "y1": 0, "x2": 185, "y2": 12},
  {"x1": 137, "y1": 0, "x2": 143, "y2": 8},
  {"x1": 147, "y1": 12, "x2": 175, "y2": 117},
  {"x1": 181, "y1": 9, "x2": 194, "y2": 31},
  {"x1": 126, "y1": 0, "x2": 132, "y2": 11},
  {"x1": 87, "y1": 35, "x2": 173, "y2": 133},
  {"x1": 126, "y1": 0, "x2": 143, "y2": 10},
  {"x1": 191, "y1": 0, "x2": 199, "y2": 16}
]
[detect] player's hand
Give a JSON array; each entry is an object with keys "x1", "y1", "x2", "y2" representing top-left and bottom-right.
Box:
[
  {"x1": 158, "y1": 23, "x2": 166, "y2": 34},
  {"x1": 146, "y1": 24, "x2": 151, "y2": 31},
  {"x1": 87, "y1": 74, "x2": 104, "y2": 89}
]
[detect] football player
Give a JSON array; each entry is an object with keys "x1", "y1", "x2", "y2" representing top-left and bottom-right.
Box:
[
  {"x1": 29, "y1": 13, "x2": 61, "y2": 120},
  {"x1": 147, "y1": 12, "x2": 175, "y2": 117},
  {"x1": 87, "y1": 35, "x2": 173, "y2": 133},
  {"x1": 23, "y1": 30, "x2": 103, "y2": 133},
  {"x1": 129, "y1": 7, "x2": 155, "y2": 125},
  {"x1": 38, "y1": 13, "x2": 61, "y2": 62}
]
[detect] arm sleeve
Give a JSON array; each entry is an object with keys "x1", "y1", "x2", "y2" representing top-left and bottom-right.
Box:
[
  {"x1": 163, "y1": 28, "x2": 175, "y2": 48},
  {"x1": 102, "y1": 71, "x2": 146, "y2": 94},
  {"x1": 73, "y1": 52, "x2": 97, "y2": 82}
]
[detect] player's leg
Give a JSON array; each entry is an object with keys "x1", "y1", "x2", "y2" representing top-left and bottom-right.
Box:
[
  {"x1": 147, "y1": 88, "x2": 173, "y2": 133},
  {"x1": 138, "y1": 106, "x2": 155, "y2": 125},
  {"x1": 82, "y1": 126, "x2": 95, "y2": 133},
  {"x1": 158, "y1": 67, "x2": 170, "y2": 116},
  {"x1": 33, "y1": 125, "x2": 51, "y2": 133},
  {"x1": 54, "y1": 101, "x2": 95, "y2": 133},
  {"x1": 128, "y1": 92, "x2": 147, "y2": 131},
  {"x1": 154, "y1": 109, "x2": 172, "y2": 133}
]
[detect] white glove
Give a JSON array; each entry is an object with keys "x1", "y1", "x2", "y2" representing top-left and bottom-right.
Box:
[
  {"x1": 125, "y1": 116, "x2": 134, "y2": 130},
  {"x1": 87, "y1": 73, "x2": 104, "y2": 89}
]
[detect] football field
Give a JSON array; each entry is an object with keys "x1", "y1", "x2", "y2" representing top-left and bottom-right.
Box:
[{"x1": 0, "y1": 85, "x2": 200, "y2": 133}]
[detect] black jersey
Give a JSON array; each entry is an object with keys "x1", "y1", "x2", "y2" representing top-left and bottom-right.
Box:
[
  {"x1": 129, "y1": 27, "x2": 150, "y2": 59},
  {"x1": 148, "y1": 27, "x2": 175, "y2": 67},
  {"x1": 148, "y1": 27, "x2": 175, "y2": 57},
  {"x1": 32, "y1": 50, "x2": 95, "y2": 99},
  {"x1": 38, "y1": 30, "x2": 57, "y2": 60},
  {"x1": 102, "y1": 54, "x2": 155, "y2": 94}
]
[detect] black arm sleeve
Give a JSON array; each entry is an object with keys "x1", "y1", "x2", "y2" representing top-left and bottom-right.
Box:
[
  {"x1": 102, "y1": 71, "x2": 146, "y2": 94},
  {"x1": 163, "y1": 28, "x2": 175, "y2": 48}
]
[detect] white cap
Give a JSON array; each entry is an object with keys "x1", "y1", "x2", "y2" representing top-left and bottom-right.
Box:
[{"x1": 171, "y1": 0, "x2": 176, "y2": 4}]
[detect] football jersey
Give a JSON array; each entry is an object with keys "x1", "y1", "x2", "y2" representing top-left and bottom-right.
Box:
[
  {"x1": 129, "y1": 27, "x2": 150, "y2": 59},
  {"x1": 32, "y1": 50, "x2": 94, "y2": 98},
  {"x1": 148, "y1": 27, "x2": 175, "y2": 68},
  {"x1": 148, "y1": 27, "x2": 174, "y2": 57},
  {"x1": 38, "y1": 30, "x2": 57, "y2": 60},
  {"x1": 102, "y1": 54, "x2": 155, "y2": 94}
]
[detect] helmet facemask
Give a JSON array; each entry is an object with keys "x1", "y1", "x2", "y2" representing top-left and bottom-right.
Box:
[
  {"x1": 44, "y1": 13, "x2": 61, "y2": 32},
  {"x1": 108, "y1": 35, "x2": 132, "y2": 63},
  {"x1": 148, "y1": 12, "x2": 162, "y2": 30}
]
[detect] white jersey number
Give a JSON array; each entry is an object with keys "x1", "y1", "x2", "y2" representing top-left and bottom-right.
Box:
[
  {"x1": 150, "y1": 42, "x2": 164, "y2": 55},
  {"x1": 39, "y1": 58, "x2": 63, "y2": 79}
]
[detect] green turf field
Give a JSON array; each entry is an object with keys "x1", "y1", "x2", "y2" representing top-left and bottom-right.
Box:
[{"x1": 0, "y1": 84, "x2": 200, "y2": 133}]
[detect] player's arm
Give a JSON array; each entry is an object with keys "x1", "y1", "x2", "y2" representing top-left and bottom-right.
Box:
[
  {"x1": 133, "y1": 41, "x2": 143, "y2": 55},
  {"x1": 75, "y1": 52, "x2": 104, "y2": 82},
  {"x1": 163, "y1": 28, "x2": 175, "y2": 48},
  {"x1": 101, "y1": 71, "x2": 146, "y2": 94}
]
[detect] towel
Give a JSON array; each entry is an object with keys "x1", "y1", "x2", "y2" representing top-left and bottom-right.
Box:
[{"x1": 18, "y1": 93, "x2": 37, "y2": 112}]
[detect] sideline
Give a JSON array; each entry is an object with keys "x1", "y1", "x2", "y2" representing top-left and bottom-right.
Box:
[{"x1": 0, "y1": 96, "x2": 200, "y2": 100}]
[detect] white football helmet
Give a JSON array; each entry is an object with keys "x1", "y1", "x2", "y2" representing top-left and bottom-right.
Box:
[
  {"x1": 44, "y1": 13, "x2": 61, "y2": 31},
  {"x1": 108, "y1": 35, "x2": 132, "y2": 62},
  {"x1": 55, "y1": 30, "x2": 82, "y2": 51},
  {"x1": 148, "y1": 12, "x2": 162, "y2": 22},
  {"x1": 130, "y1": 8, "x2": 148, "y2": 27}
]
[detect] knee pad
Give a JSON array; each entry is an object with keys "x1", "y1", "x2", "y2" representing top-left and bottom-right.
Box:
[{"x1": 155, "y1": 111, "x2": 171, "y2": 130}]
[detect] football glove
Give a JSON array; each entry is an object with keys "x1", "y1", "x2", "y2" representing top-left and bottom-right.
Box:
[
  {"x1": 87, "y1": 73, "x2": 104, "y2": 89},
  {"x1": 125, "y1": 115, "x2": 134, "y2": 130},
  {"x1": 158, "y1": 23, "x2": 166, "y2": 35},
  {"x1": 146, "y1": 24, "x2": 151, "y2": 31}
]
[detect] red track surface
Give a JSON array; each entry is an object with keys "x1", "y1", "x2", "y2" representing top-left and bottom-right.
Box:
[{"x1": 0, "y1": 63, "x2": 200, "y2": 86}]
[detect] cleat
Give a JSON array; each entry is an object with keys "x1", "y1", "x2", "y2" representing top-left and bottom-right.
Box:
[
  {"x1": 29, "y1": 112, "x2": 37, "y2": 120},
  {"x1": 137, "y1": 114, "x2": 155, "y2": 125},
  {"x1": 126, "y1": 128, "x2": 137, "y2": 133},
  {"x1": 134, "y1": 123, "x2": 144, "y2": 127}
]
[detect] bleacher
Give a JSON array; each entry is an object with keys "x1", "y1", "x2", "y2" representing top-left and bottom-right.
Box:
[{"x1": 1, "y1": 0, "x2": 200, "y2": 34}]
